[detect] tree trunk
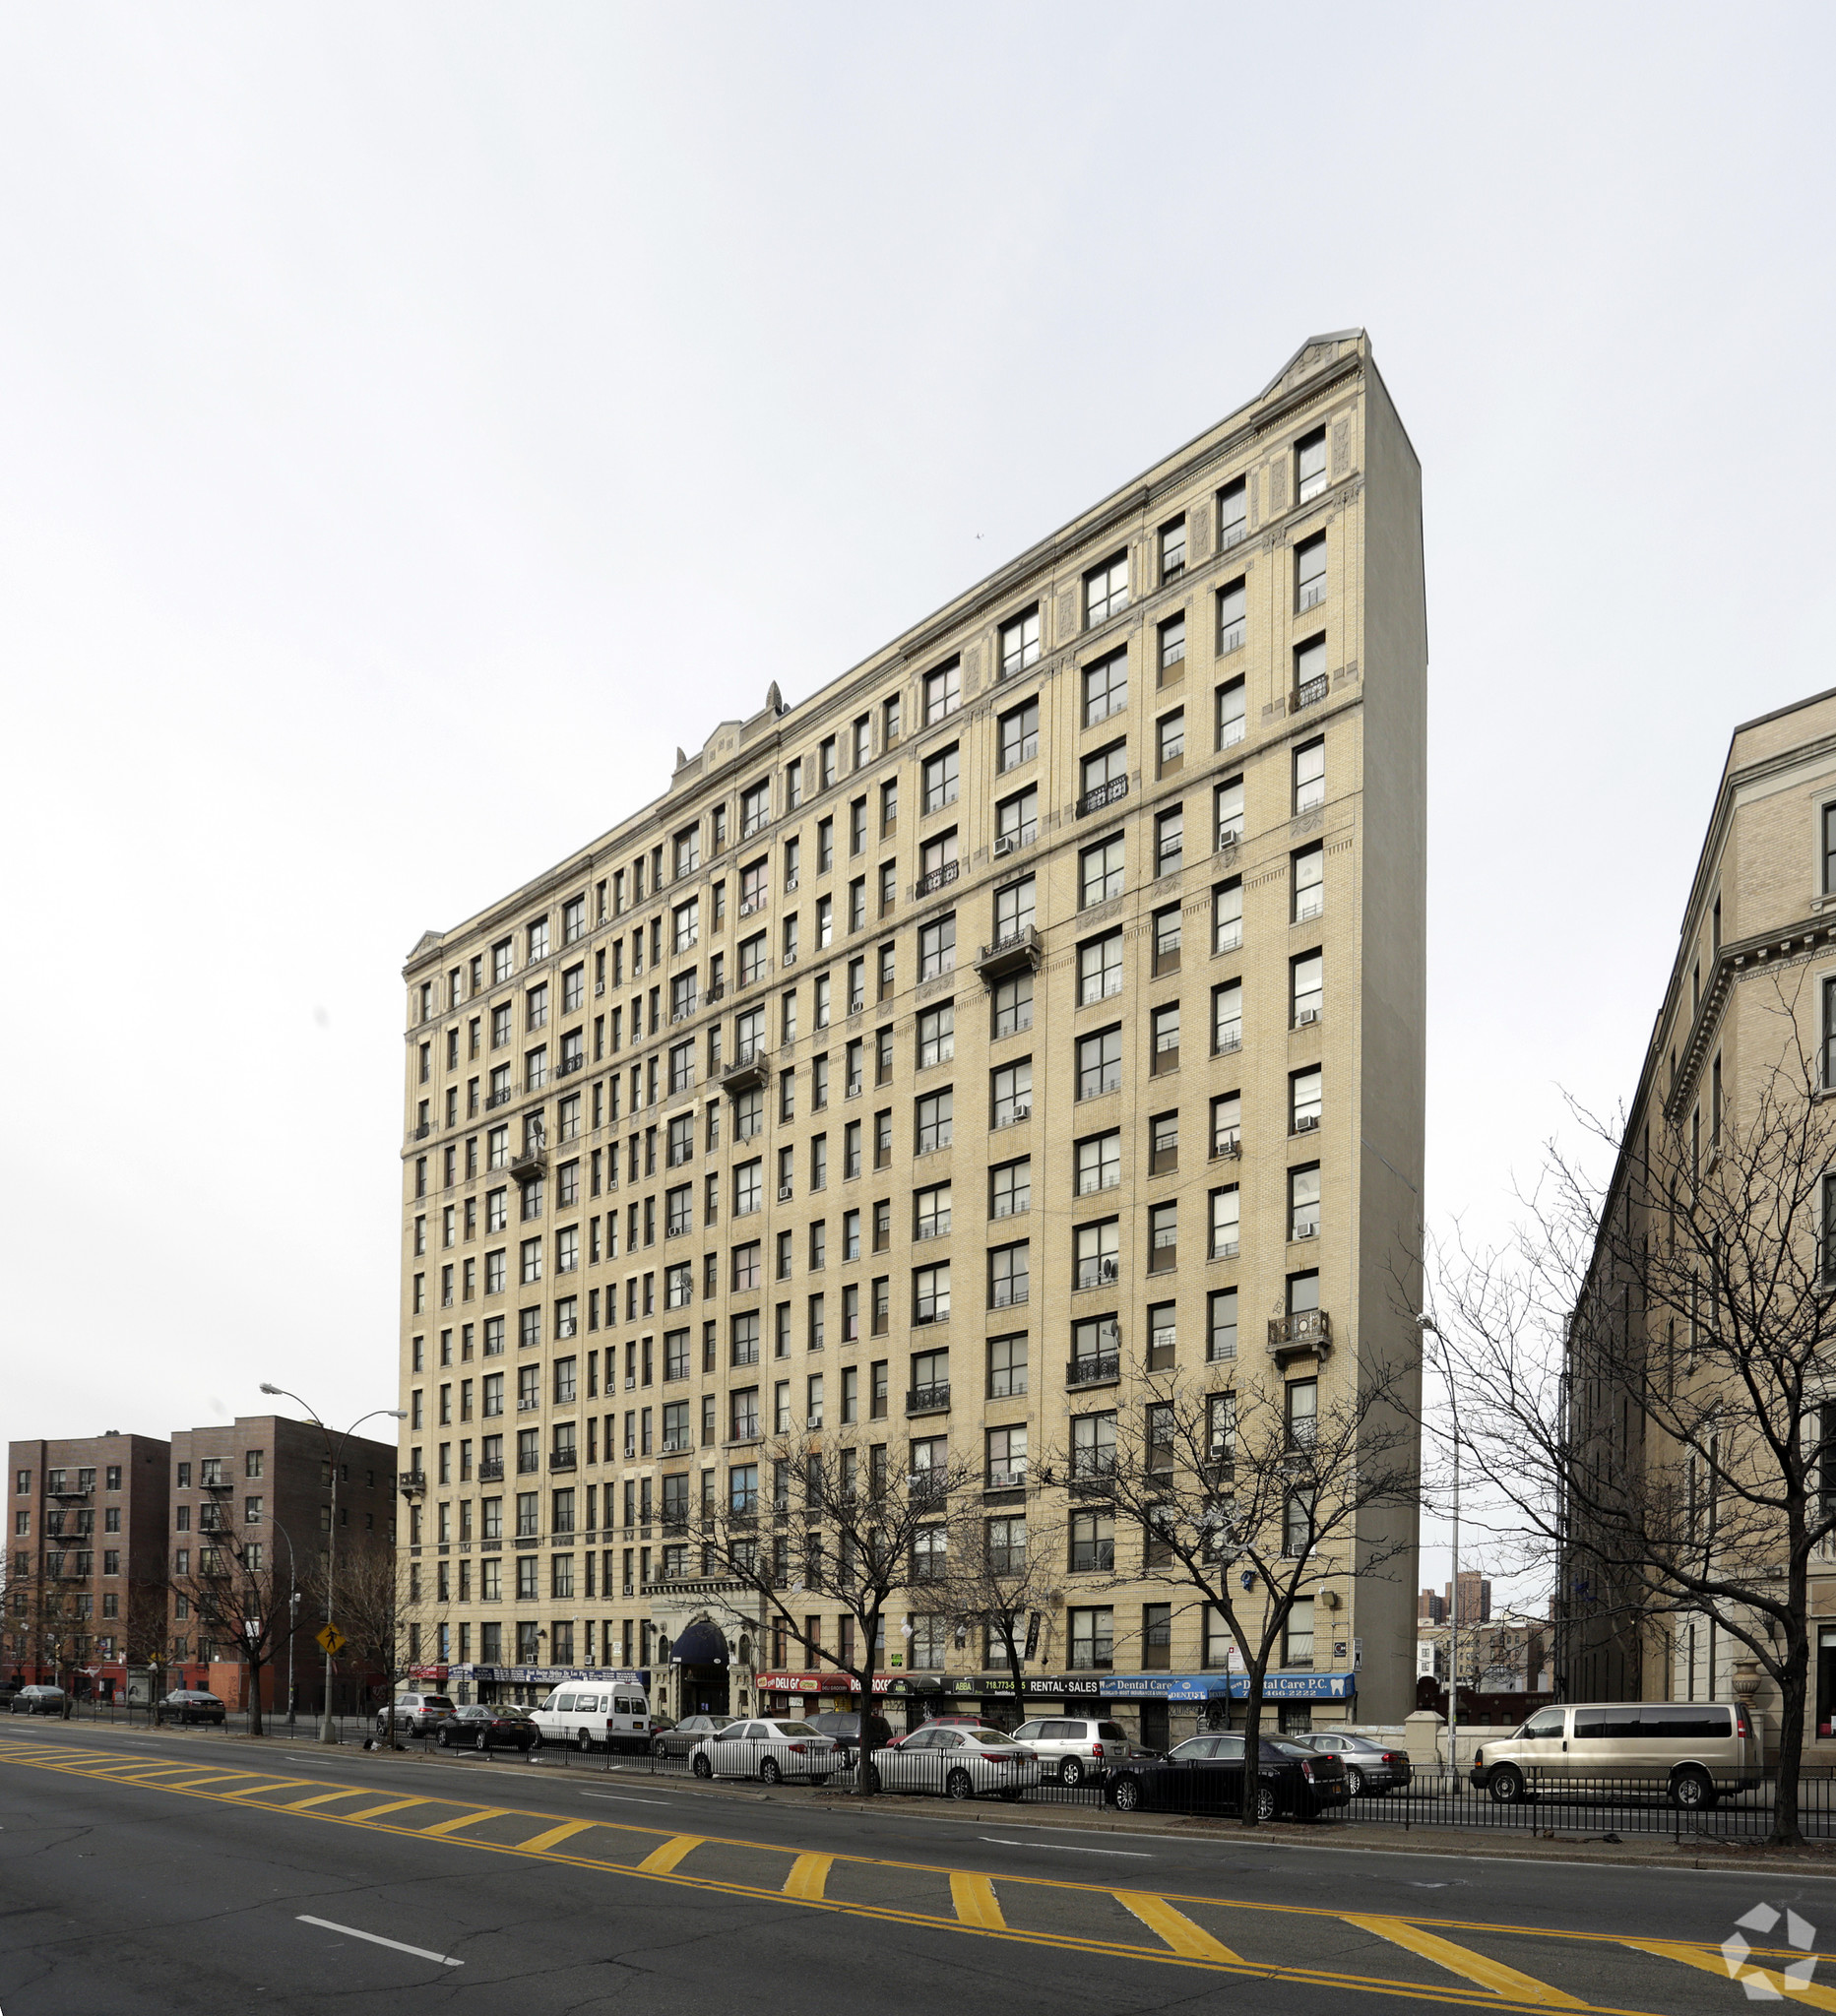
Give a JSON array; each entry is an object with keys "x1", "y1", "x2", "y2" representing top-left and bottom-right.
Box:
[
  {"x1": 247, "y1": 1656, "x2": 265, "y2": 1737},
  {"x1": 1239, "y1": 1673, "x2": 1266, "y2": 1828},
  {"x1": 1770, "y1": 1570, "x2": 1811, "y2": 1848},
  {"x1": 853, "y1": 1666, "x2": 878, "y2": 1796}
]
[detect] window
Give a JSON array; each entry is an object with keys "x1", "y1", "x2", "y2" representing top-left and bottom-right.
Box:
[
  {"x1": 1218, "y1": 477, "x2": 1247, "y2": 548},
  {"x1": 914, "y1": 1264, "x2": 950, "y2": 1325},
  {"x1": 1213, "y1": 878, "x2": 1243, "y2": 954},
  {"x1": 1212, "y1": 1090, "x2": 1242, "y2": 1158},
  {"x1": 918, "y1": 1002, "x2": 954, "y2": 1068},
  {"x1": 1292, "y1": 1067, "x2": 1322, "y2": 1134},
  {"x1": 1070, "y1": 1509, "x2": 1114, "y2": 1573},
  {"x1": 1074, "y1": 1219, "x2": 1119, "y2": 1289},
  {"x1": 741, "y1": 779, "x2": 771, "y2": 838},
  {"x1": 528, "y1": 916, "x2": 549, "y2": 963},
  {"x1": 1158, "y1": 710, "x2": 1184, "y2": 778},
  {"x1": 1147, "y1": 1298, "x2": 1176, "y2": 1369},
  {"x1": 1217, "y1": 577, "x2": 1246, "y2": 656},
  {"x1": 922, "y1": 659, "x2": 962, "y2": 725},
  {"x1": 1076, "y1": 1130, "x2": 1121, "y2": 1196},
  {"x1": 1289, "y1": 1165, "x2": 1321, "y2": 1242},
  {"x1": 1080, "y1": 836, "x2": 1124, "y2": 909},
  {"x1": 520, "y1": 1237, "x2": 542, "y2": 1284},
  {"x1": 882, "y1": 693, "x2": 901, "y2": 744},
  {"x1": 996, "y1": 787, "x2": 1039, "y2": 852},
  {"x1": 922, "y1": 745, "x2": 959, "y2": 813},
  {"x1": 1158, "y1": 612, "x2": 1185, "y2": 677},
  {"x1": 1209, "y1": 1288, "x2": 1239, "y2": 1362},
  {"x1": 1148, "y1": 905, "x2": 1180, "y2": 979},
  {"x1": 1295, "y1": 533, "x2": 1327, "y2": 612},
  {"x1": 1286, "y1": 1377, "x2": 1318, "y2": 1450},
  {"x1": 918, "y1": 914, "x2": 956, "y2": 980},
  {"x1": 1155, "y1": 806, "x2": 1183, "y2": 878},
  {"x1": 1213, "y1": 980, "x2": 1242, "y2": 1054},
  {"x1": 734, "y1": 1160, "x2": 764, "y2": 1216},
  {"x1": 992, "y1": 971, "x2": 1033, "y2": 1038},
  {"x1": 1083, "y1": 650, "x2": 1127, "y2": 726},
  {"x1": 1077, "y1": 1026, "x2": 1122, "y2": 1101},
  {"x1": 1150, "y1": 1001, "x2": 1179, "y2": 1074},
  {"x1": 1293, "y1": 844, "x2": 1324, "y2": 922},
  {"x1": 1000, "y1": 605, "x2": 1040, "y2": 677},
  {"x1": 672, "y1": 899, "x2": 699, "y2": 953},
  {"x1": 918, "y1": 828, "x2": 958, "y2": 891},
  {"x1": 1210, "y1": 1186, "x2": 1240, "y2": 1259},
  {"x1": 917, "y1": 1088, "x2": 953, "y2": 1153},
  {"x1": 668, "y1": 1040, "x2": 694, "y2": 1095},
  {"x1": 1084, "y1": 553, "x2": 1128, "y2": 627},
  {"x1": 785, "y1": 759, "x2": 803, "y2": 810},
  {"x1": 989, "y1": 1242, "x2": 1030, "y2": 1309},
  {"x1": 1078, "y1": 930, "x2": 1124, "y2": 1005},
  {"x1": 730, "y1": 1388, "x2": 760, "y2": 1441},
  {"x1": 987, "y1": 1334, "x2": 1027, "y2": 1398},
  {"x1": 993, "y1": 876, "x2": 1035, "y2": 944},
  {"x1": 915, "y1": 1182, "x2": 951, "y2": 1240},
  {"x1": 1284, "y1": 1597, "x2": 1315, "y2": 1670},
  {"x1": 817, "y1": 818, "x2": 833, "y2": 871},
  {"x1": 738, "y1": 931, "x2": 768, "y2": 985},
  {"x1": 990, "y1": 1157, "x2": 1030, "y2": 1221},
  {"x1": 820, "y1": 736, "x2": 838, "y2": 788},
  {"x1": 1294, "y1": 634, "x2": 1328, "y2": 703},
  {"x1": 1296, "y1": 426, "x2": 1327, "y2": 504},
  {"x1": 1159, "y1": 516, "x2": 1186, "y2": 581},
  {"x1": 674, "y1": 826, "x2": 702, "y2": 878},
  {"x1": 987, "y1": 1423, "x2": 1028, "y2": 1485},
  {"x1": 999, "y1": 699, "x2": 1039, "y2": 772},
  {"x1": 1292, "y1": 951, "x2": 1323, "y2": 1026}
]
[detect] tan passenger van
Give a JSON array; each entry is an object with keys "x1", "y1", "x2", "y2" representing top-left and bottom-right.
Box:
[{"x1": 1471, "y1": 1701, "x2": 1759, "y2": 1809}]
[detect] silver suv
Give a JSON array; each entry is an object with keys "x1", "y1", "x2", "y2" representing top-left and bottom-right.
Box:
[
  {"x1": 1010, "y1": 1716, "x2": 1152, "y2": 1787},
  {"x1": 375, "y1": 1691, "x2": 455, "y2": 1738}
]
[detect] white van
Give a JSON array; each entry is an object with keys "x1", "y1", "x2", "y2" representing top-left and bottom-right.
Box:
[
  {"x1": 531, "y1": 1682, "x2": 651, "y2": 1753},
  {"x1": 1471, "y1": 1700, "x2": 1759, "y2": 1808}
]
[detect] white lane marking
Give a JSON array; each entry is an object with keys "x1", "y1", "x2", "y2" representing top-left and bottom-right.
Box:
[
  {"x1": 581, "y1": 1792, "x2": 676, "y2": 1807},
  {"x1": 296, "y1": 1916, "x2": 463, "y2": 1966},
  {"x1": 979, "y1": 1837, "x2": 1152, "y2": 1858}
]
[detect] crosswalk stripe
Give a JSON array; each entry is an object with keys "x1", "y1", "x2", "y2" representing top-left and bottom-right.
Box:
[
  {"x1": 638, "y1": 1835, "x2": 705, "y2": 1874},
  {"x1": 784, "y1": 1853, "x2": 833, "y2": 1901},
  {"x1": 1624, "y1": 1938, "x2": 1836, "y2": 2011},
  {"x1": 278, "y1": 1789, "x2": 371, "y2": 1809},
  {"x1": 341, "y1": 1798, "x2": 437, "y2": 1822},
  {"x1": 1116, "y1": 1892, "x2": 1238, "y2": 1963},
  {"x1": 421, "y1": 1808, "x2": 508, "y2": 1837},
  {"x1": 950, "y1": 1872, "x2": 1005, "y2": 1930},
  {"x1": 1345, "y1": 1914, "x2": 1583, "y2": 2005},
  {"x1": 516, "y1": 1820, "x2": 595, "y2": 1855},
  {"x1": 224, "y1": 1782, "x2": 316, "y2": 1797},
  {"x1": 159, "y1": 1773, "x2": 268, "y2": 1790}
]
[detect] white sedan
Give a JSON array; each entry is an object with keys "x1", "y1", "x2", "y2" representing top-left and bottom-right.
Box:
[
  {"x1": 868, "y1": 1725, "x2": 1044, "y2": 1800},
  {"x1": 689, "y1": 1717, "x2": 841, "y2": 1785}
]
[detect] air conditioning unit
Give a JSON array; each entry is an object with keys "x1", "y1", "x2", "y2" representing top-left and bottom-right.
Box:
[
  {"x1": 1294, "y1": 1113, "x2": 1320, "y2": 1133},
  {"x1": 992, "y1": 834, "x2": 1015, "y2": 857},
  {"x1": 1296, "y1": 1007, "x2": 1320, "y2": 1026},
  {"x1": 1217, "y1": 825, "x2": 1242, "y2": 849},
  {"x1": 1293, "y1": 1221, "x2": 1319, "y2": 1241},
  {"x1": 778, "y1": 1182, "x2": 794, "y2": 1201}
]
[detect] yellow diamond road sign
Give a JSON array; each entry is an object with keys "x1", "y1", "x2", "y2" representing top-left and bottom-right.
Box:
[{"x1": 315, "y1": 1624, "x2": 347, "y2": 1658}]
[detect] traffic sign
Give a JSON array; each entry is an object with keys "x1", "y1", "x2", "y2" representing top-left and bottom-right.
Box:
[{"x1": 315, "y1": 1624, "x2": 347, "y2": 1658}]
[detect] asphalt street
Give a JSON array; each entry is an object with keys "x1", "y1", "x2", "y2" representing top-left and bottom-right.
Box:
[{"x1": 2, "y1": 1720, "x2": 1833, "y2": 2014}]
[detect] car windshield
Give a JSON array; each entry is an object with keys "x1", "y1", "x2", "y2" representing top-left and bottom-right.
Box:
[
  {"x1": 1266, "y1": 1739, "x2": 1318, "y2": 1759},
  {"x1": 964, "y1": 1730, "x2": 1023, "y2": 1747}
]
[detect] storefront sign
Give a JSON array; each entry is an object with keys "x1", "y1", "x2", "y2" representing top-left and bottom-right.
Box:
[
  {"x1": 463, "y1": 1666, "x2": 651, "y2": 1687},
  {"x1": 756, "y1": 1671, "x2": 897, "y2": 1695},
  {"x1": 956, "y1": 1670, "x2": 1356, "y2": 1703}
]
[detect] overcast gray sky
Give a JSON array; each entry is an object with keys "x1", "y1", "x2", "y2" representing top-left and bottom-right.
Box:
[{"x1": 4, "y1": 4, "x2": 1831, "y2": 1603}]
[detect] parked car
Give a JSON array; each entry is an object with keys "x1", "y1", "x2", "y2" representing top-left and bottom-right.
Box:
[
  {"x1": 1295, "y1": 1732, "x2": 1412, "y2": 1796},
  {"x1": 530, "y1": 1681, "x2": 652, "y2": 1752},
  {"x1": 652, "y1": 1714, "x2": 737, "y2": 1758},
  {"x1": 434, "y1": 1704, "x2": 538, "y2": 1752},
  {"x1": 7, "y1": 1685, "x2": 66, "y2": 1717},
  {"x1": 867, "y1": 1725, "x2": 1043, "y2": 1800},
  {"x1": 374, "y1": 1691, "x2": 456, "y2": 1739},
  {"x1": 1470, "y1": 1701, "x2": 1759, "y2": 1809},
  {"x1": 1008, "y1": 1716, "x2": 1159, "y2": 1787},
  {"x1": 1104, "y1": 1733, "x2": 1349, "y2": 1819},
  {"x1": 689, "y1": 1718, "x2": 840, "y2": 1785},
  {"x1": 800, "y1": 1709, "x2": 895, "y2": 1764},
  {"x1": 160, "y1": 1689, "x2": 227, "y2": 1726}
]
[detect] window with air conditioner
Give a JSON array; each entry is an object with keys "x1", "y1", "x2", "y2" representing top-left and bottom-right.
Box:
[
  {"x1": 1291, "y1": 951, "x2": 1323, "y2": 1028},
  {"x1": 995, "y1": 787, "x2": 1038, "y2": 853},
  {"x1": 1288, "y1": 1164, "x2": 1321, "y2": 1242},
  {"x1": 991, "y1": 1059, "x2": 1032, "y2": 1128},
  {"x1": 1291, "y1": 1068, "x2": 1321, "y2": 1134}
]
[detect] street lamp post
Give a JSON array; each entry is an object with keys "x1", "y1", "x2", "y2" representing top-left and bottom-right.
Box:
[
  {"x1": 268, "y1": 1514, "x2": 302, "y2": 1734},
  {"x1": 1418, "y1": 1313, "x2": 1463, "y2": 1787},
  {"x1": 259, "y1": 1387, "x2": 407, "y2": 1745}
]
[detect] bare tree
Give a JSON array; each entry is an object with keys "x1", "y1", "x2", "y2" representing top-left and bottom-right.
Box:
[
  {"x1": 170, "y1": 1516, "x2": 294, "y2": 1735},
  {"x1": 1071, "y1": 1360, "x2": 1418, "y2": 1826},
  {"x1": 1427, "y1": 998, "x2": 1836, "y2": 1845},
  {"x1": 935, "y1": 1499, "x2": 1062, "y2": 1726},
  {"x1": 305, "y1": 1535, "x2": 423, "y2": 1741},
  {"x1": 692, "y1": 1431, "x2": 980, "y2": 1793}
]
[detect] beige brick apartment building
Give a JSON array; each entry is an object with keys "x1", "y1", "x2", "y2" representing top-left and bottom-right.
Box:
[{"x1": 397, "y1": 330, "x2": 1427, "y2": 1742}]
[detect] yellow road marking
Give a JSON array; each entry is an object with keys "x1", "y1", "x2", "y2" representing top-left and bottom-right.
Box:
[
  {"x1": 342, "y1": 1797, "x2": 437, "y2": 1822},
  {"x1": 421, "y1": 1807, "x2": 509, "y2": 1837},
  {"x1": 159, "y1": 1773, "x2": 268, "y2": 1790},
  {"x1": 784, "y1": 1853, "x2": 833, "y2": 1901},
  {"x1": 638, "y1": 1834, "x2": 705, "y2": 1874},
  {"x1": 517, "y1": 1820, "x2": 595, "y2": 1855},
  {"x1": 1624, "y1": 1939, "x2": 1836, "y2": 2012},
  {"x1": 950, "y1": 1872, "x2": 1005, "y2": 1930},
  {"x1": 1118, "y1": 1891, "x2": 1239, "y2": 1963},
  {"x1": 1347, "y1": 1915, "x2": 1583, "y2": 2006},
  {"x1": 223, "y1": 1782, "x2": 317, "y2": 1798},
  {"x1": 278, "y1": 1789, "x2": 371, "y2": 1810}
]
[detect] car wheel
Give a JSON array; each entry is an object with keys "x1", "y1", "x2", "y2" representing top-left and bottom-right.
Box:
[
  {"x1": 475, "y1": 1732, "x2": 489, "y2": 1752},
  {"x1": 1488, "y1": 1765, "x2": 1526, "y2": 1805},
  {"x1": 1059, "y1": 1757, "x2": 1085, "y2": 1789},
  {"x1": 1254, "y1": 1783, "x2": 1279, "y2": 1823},
  {"x1": 576, "y1": 1729, "x2": 595, "y2": 1754},
  {"x1": 693, "y1": 1754, "x2": 713, "y2": 1778},
  {"x1": 1110, "y1": 1776, "x2": 1142, "y2": 1813},
  {"x1": 436, "y1": 1729, "x2": 450, "y2": 1748},
  {"x1": 1672, "y1": 1766, "x2": 1716, "y2": 1810},
  {"x1": 1345, "y1": 1765, "x2": 1364, "y2": 1797},
  {"x1": 652, "y1": 1736, "x2": 668, "y2": 1758},
  {"x1": 759, "y1": 1758, "x2": 783, "y2": 1786},
  {"x1": 945, "y1": 1769, "x2": 975, "y2": 1801},
  {"x1": 529, "y1": 1728, "x2": 542, "y2": 1749}
]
